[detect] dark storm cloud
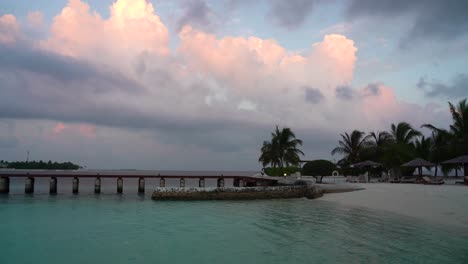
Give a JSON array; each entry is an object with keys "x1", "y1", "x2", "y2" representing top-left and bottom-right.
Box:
[
  {"x1": 268, "y1": 0, "x2": 319, "y2": 29},
  {"x1": 304, "y1": 87, "x2": 325, "y2": 104},
  {"x1": 0, "y1": 43, "x2": 145, "y2": 94},
  {"x1": 0, "y1": 43, "x2": 269, "y2": 153},
  {"x1": 176, "y1": 0, "x2": 215, "y2": 32},
  {"x1": 362, "y1": 83, "x2": 381, "y2": 97},
  {"x1": 417, "y1": 74, "x2": 468, "y2": 98},
  {"x1": 346, "y1": 0, "x2": 468, "y2": 44},
  {"x1": 335, "y1": 85, "x2": 354, "y2": 100}
]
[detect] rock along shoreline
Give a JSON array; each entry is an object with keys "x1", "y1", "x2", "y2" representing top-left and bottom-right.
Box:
[{"x1": 151, "y1": 184, "x2": 362, "y2": 201}]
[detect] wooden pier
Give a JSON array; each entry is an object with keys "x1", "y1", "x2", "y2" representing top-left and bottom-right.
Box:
[{"x1": 0, "y1": 170, "x2": 276, "y2": 194}]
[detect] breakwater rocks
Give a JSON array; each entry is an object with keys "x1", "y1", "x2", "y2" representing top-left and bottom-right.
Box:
[{"x1": 151, "y1": 186, "x2": 324, "y2": 201}]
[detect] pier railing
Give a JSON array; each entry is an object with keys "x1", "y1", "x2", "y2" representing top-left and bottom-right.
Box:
[{"x1": 0, "y1": 170, "x2": 275, "y2": 194}]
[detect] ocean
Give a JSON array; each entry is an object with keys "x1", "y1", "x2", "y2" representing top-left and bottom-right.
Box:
[{"x1": 1, "y1": 178, "x2": 468, "y2": 263}]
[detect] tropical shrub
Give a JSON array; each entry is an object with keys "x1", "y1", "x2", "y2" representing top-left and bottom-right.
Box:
[{"x1": 302, "y1": 160, "x2": 336, "y2": 183}]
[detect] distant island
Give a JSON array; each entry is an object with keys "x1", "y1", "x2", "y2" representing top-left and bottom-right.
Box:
[{"x1": 0, "y1": 160, "x2": 81, "y2": 170}]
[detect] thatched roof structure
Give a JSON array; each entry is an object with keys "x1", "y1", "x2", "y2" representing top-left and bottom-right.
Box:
[
  {"x1": 442, "y1": 155, "x2": 468, "y2": 165},
  {"x1": 351, "y1": 160, "x2": 382, "y2": 168},
  {"x1": 401, "y1": 158, "x2": 435, "y2": 167}
]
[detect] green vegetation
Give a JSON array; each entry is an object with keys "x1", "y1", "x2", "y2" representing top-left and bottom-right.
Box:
[
  {"x1": 331, "y1": 98, "x2": 468, "y2": 178},
  {"x1": 301, "y1": 160, "x2": 336, "y2": 183},
  {"x1": 263, "y1": 166, "x2": 300, "y2": 177},
  {"x1": 259, "y1": 126, "x2": 304, "y2": 173},
  {"x1": 0, "y1": 160, "x2": 81, "y2": 170}
]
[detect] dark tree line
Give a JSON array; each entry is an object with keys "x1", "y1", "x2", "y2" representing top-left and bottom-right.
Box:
[
  {"x1": 0, "y1": 160, "x2": 81, "y2": 170},
  {"x1": 331, "y1": 99, "x2": 468, "y2": 177}
]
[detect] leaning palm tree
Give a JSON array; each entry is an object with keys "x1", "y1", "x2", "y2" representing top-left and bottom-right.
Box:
[
  {"x1": 259, "y1": 126, "x2": 304, "y2": 168},
  {"x1": 390, "y1": 122, "x2": 422, "y2": 145},
  {"x1": 448, "y1": 99, "x2": 468, "y2": 154},
  {"x1": 331, "y1": 130, "x2": 369, "y2": 164}
]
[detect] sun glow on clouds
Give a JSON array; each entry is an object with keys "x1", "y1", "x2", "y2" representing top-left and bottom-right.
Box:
[{"x1": 0, "y1": 0, "x2": 440, "y2": 160}]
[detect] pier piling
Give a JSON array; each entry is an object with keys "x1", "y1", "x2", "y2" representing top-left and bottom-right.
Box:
[
  {"x1": 72, "y1": 177, "x2": 79, "y2": 194},
  {"x1": 239, "y1": 178, "x2": 245, "y2": 187},
  {"x1": 117, "y1": 177, "x2": 123, "y2": 194},
  {"x1": 180, "y1": 178, "x2": 185, "y2": 188},
  {"x1": 0, "y1": 176, "x2": 9, "y2": 194},
  {"x1": 217, "y1": 178, "x2": 225, "y2": 188},
  {"x1": 160, "y1": 178, "x2": 165, "y2": 187},
  {"x1": 25, "y1": 177, "x2": 35, "y2": 194},
  {"x1": 138, "y1": 177, "x2": 145, "y2": 193},
  {"x1": 94, "y1": 177, "x2": 101, "y2": 194},
  {"x1": 199, "y1": 178, "x2": 205, "y2": 188},
  {"x1": 233, "y1": 178, "x2": 240, "y2": 187},
  {"x1": 49, "y1": 177, "x2": 57, "y2": 195}
]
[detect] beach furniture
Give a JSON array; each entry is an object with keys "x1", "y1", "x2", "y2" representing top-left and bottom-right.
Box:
[
  {"x1": 351, "y1": 160, "x2": 382, "y2": 182},
  {"x1": 357, "y1": 174, "x2": 367, "y2": 183},
  {"x1": 456, "y1": 176, "x2": 468, "y2": 185},
  {"x1": 400, "y1": 177, "x2": 416, "y2": 183},
  {"x1": 379, "y1": 172, "x2": 389, "y2": 182},
  {"x1": 421, "y1": 176, "x2": 444, "y2": 185},
  {"x1": 389, "y1": 178, "x2": 401, "y2": 183},
  {"x1": 346, "y1": 176, "x2": 358, "y2": 183}
]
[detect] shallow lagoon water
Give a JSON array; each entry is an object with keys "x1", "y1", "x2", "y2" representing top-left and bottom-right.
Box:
[{"x1": 1, "y1": 190, "x2": 468, "y2": 264}]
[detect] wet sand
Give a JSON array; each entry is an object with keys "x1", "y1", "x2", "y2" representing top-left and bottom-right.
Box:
[{"x1": 320, "y1": 183, "x2": 468, "y2": 229}]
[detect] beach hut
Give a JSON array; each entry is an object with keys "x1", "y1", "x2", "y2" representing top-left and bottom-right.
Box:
[
  {"x1": 442, "y1": 155, "x2": 468, "y2": 177},
  {"x1": 351, "y1": 160, "x2": 382, "y2": 182},
  {"x1": 401, "y1": 158, "x2": 435, "y2": 178}
]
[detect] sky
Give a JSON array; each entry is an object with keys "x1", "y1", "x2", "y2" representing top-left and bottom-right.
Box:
[{"x1": 0, "y1": 0, "x2": 467, "y2": 170}]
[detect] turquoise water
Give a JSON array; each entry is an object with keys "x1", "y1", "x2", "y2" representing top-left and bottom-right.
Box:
[{"x1": 1, "y1": 193, "x2": 468, "y2": 264}]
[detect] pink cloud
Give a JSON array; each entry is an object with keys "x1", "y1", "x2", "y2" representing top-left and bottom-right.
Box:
[
  {"x1": 78, "y1": 124, "x2": 97, "y2": 138},
  {"x1": 53, "y1": 123, "x2": 66, "y2": 134},
  {"x1": 42, "y1": 0, "x2": 169, "y2": 59},
  {"x1": 0, "y1": 14, "x2": 20, "y2": 43}
]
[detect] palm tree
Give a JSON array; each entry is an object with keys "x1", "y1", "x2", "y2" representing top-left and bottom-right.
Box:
[
  {"x1": 414, "y1": 136, "x2": 432, "y2": 161},
  {"x1": 331, "y1": 130, "x2": 369, "y2": 165},
  {"x1": 259, "y1": 126, "x2": 304, "y2": 168},
  {"x1": 448, "y1": 99, "x2": 468, "y2": 155},
  {"x1": 390, "y1": 122, "x2": 422, "y2": 145}
]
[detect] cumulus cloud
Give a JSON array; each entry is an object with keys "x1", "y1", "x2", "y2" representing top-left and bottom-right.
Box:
[
  {"x1": 417, "y1": 74, "x2": 468, "y2": 98},
  {"x1": 0, "y1": 14, "x2": 20, "y2": 43},
  {"x1": 0, "y1": 0, "x2": 451, "y2": 168}
]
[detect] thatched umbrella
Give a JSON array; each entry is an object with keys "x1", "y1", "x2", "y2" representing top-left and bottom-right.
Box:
[
  {"x1": 401, "y1": 158, "x2": 436, "y2": 178},
  {"x1": 442, "y1": 155, "x2": 468, "y2": 177},
  {"x1": 351, "y1": 160, "x2": 382, "y2": 182}
]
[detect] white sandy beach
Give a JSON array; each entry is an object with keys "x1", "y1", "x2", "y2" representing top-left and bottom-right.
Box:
[{"x1": 320, "y1": 182, "x2": 468, "y2": 229}]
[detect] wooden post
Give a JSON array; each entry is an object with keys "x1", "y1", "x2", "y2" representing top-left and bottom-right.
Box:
[
  {"x1": 25, "y1": 177, "x2": 35, "y2": 194},
  {"x1": 180, "y1": 178, "x2": 185, "y2": 188},
  {"x1": 464, "y1": 164, "x2": 468, "y2": 177},
  {"x1": 72, "y1": 177, "x2": 79, "y2": 194},
  {"x1": 138, "y1": 177, "x2": 145, "y2": 193},
  {"x1": 94, "y1": 177, "x2": 101, "y2": 194},
  {"x1": 199, "y1": 178, "x2": 205, "y2": 188},
  {"x1": 117, "y1": 177, "x2": 123, "y2": 194},
  {"x1": 233, "y1": 178, "x2": 240, "y2": 187},
  {"x1": 0, "y1": 177, "x2": 9, "y2": 194},
  {"x1": 239, "y1": 178, "x2": 245, "y2": 187},
  {"x1": 217, "y1": 177, "x2": 224, "y2": 188},
  {"x1": 160, "y1": 177, "x2": 165, "y2": 187},
  {"x1": 49, "y1": 177, "x2": 57, "y2": 195}
]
